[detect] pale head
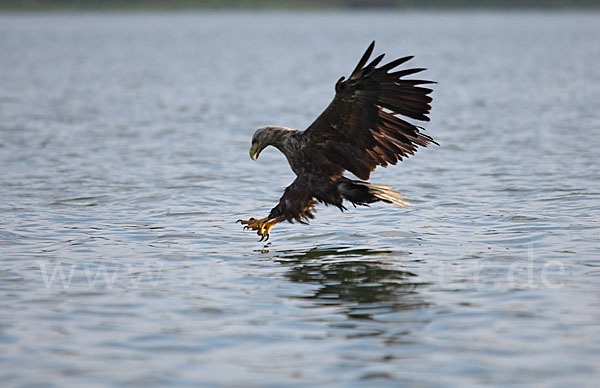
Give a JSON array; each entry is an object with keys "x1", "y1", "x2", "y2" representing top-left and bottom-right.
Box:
[{"x1": 249, "y1": 126, "x2": 290, "y2": 160}]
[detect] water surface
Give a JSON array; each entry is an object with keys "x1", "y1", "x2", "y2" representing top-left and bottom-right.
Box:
[{"x1": 1, "y1": 11, "x2": 599, "y2": 387}]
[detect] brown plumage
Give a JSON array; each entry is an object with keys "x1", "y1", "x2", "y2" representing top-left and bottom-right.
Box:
[{"x1": 238, "y1": 41, "x2": 437, "y2": 241}]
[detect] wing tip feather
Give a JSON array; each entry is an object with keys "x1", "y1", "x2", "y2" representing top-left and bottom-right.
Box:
[{"x1": 351, "y1": 40, "x2": 376, "y2": 76}]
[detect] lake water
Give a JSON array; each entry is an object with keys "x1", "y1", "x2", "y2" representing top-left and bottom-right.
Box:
[{"x1": 1, "y1": 10, "x2": 599, "y2": 387}]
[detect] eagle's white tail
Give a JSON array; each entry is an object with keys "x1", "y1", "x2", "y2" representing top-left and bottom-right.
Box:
[{"x1": 364, "y1": 183, "x2": 409, "y2": 208}]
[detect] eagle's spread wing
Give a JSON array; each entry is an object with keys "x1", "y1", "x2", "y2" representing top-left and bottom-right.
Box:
[{"x1": 303, "y1": 41, "x2": 437, "y2": 180}]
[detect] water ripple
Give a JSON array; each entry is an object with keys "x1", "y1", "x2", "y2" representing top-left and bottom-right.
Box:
[{"x1": 1, "y1": 10, "x2": 599, "y2": 387}]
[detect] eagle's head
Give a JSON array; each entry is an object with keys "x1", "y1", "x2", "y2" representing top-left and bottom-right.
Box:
[{"x1": 249, "y1": 126, "x2": 290, "y2": 160}]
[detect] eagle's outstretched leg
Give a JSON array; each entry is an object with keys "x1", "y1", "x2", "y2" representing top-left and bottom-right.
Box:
[
  {"x1": 237, "y1": 177, "x2": 316, "y2": 241},
  {"x1": 237, "y1": 216, "x2": 285, "y2": 242}
]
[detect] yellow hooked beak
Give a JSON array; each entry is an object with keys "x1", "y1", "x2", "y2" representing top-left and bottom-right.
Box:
[{"x1": 249, "y1": 142, "x2": 261, "y2": 160}]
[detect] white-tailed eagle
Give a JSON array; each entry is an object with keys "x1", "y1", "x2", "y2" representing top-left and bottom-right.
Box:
[{"x1": 238, "y1": 41, "x2": 437, "y2": 241}]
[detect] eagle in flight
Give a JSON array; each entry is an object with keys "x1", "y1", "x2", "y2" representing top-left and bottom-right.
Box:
[{"x1": 238, "y1": 41, "x2": 437, "y2": 241}]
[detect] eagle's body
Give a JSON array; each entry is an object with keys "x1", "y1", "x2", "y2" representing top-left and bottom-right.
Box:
[{"x1": 238, "y1": 42, "x2": 436, "y2": 241}]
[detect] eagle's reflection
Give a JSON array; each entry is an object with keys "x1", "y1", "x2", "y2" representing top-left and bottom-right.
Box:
[{"x1": 274, "y1": 246, "x2": 429, "y2": 321}]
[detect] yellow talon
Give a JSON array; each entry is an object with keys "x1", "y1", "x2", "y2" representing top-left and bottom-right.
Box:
[
  {"x1": 237, "y1": 216, "x2": 284, "y2": 241},
  {"x1": 238, "y1": 217, "x2": 268, "y2": 230}
]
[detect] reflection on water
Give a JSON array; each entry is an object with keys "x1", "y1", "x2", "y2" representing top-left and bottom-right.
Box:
[{"x1": 276, "y1": 246, "x2": 427, "y2": 319}]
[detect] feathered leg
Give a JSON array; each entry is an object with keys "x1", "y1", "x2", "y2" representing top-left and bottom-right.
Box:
[{"x1": 238, "y1": 177, "x2": 317, "y2": 241}]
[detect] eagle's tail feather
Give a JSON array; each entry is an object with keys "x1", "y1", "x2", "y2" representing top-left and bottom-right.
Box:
[
  {"x1": 363, "y1": 183, "x2": 409, "y2": 208},
  {"x1": 337, "y1": 179, "x2": 409, "y2": 208}
]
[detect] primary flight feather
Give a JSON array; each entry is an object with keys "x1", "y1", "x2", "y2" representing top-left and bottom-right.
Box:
[{"x1": 238, "y1": 41, "x2": 437, "y2": 241}]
